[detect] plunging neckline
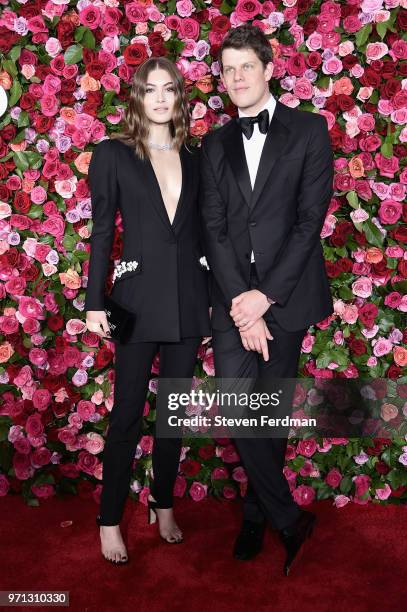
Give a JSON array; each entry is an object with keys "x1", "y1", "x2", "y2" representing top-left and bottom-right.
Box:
[{"x1": 147, "y1": 146, "x2": 185, "y2": 228}]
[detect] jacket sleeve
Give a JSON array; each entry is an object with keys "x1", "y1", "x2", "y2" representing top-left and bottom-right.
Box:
[
  {"x1": 257, "y1": 115, "x2": 334, "y2": 307},
  {"x1": 199, "y1": 136, "x2": 248, "y2": 307},
  {"x1": 84, "y1": 139, "x2": 118, "y2": 311}
]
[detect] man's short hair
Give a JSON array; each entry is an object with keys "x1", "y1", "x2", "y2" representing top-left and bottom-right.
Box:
[{"x1": 218, "y1": 24, "x2": 274, "y2": 72}]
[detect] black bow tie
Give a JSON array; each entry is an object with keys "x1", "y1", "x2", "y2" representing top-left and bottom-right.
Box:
[{"x1": 237, "y1": 109, "x2": 270, "y2": 139}]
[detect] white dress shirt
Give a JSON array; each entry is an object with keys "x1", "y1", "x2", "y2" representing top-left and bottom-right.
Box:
[{"x1": 238, "y1": 93, "x2": 276, "y2": 264}]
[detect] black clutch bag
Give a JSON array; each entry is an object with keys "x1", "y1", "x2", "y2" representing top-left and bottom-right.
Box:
[{"x1": 104, "y1": 293, "x2": 136, "y2": 343}]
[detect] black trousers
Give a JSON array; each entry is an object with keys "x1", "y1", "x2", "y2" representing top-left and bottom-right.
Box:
[
  {"x1": 211, "y1": 265, "x2": 307, "y2": 531},
  {"x1": 99, "y1": 336, "x2": 202, "y2": 525}
]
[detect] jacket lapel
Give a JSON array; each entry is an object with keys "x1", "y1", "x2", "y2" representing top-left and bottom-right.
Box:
[
  {"x1": 222, "y1": 121, "x2": 252, "y2": 208},
  {"x1": 222, "y1": 100, "x2": 292, "y2": 210},
  {"x1": 143, "y1": 145, "x2": 186, "y2": 237}
]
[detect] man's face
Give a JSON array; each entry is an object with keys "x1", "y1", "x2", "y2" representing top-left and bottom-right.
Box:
[{"x1": 220, "y1": 47, "x2": 273, "y2": 113}]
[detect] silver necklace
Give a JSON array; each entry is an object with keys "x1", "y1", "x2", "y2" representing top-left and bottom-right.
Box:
[{"x1": 148, "y1": 141, "x2": 173, "y2": 150}]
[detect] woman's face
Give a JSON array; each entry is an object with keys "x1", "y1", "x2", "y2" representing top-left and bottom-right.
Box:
[{"x1": 143, "y1": 68, "x2": 176, "y2": 126}]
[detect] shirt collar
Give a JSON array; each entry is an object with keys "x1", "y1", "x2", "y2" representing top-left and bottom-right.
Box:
[{"x1": 238, "y1": 92, "x2": 276, "y2": 120}]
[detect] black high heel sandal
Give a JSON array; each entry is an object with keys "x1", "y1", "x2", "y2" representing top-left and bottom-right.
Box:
[
  {"x1": 96, "y1": 515, "x2": 129, "y2": 564},
  {"x1": 147, "y1": 500, "x2": 183, "y2": 544}
]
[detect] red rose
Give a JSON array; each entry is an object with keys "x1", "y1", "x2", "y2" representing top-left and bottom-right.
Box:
[
  {"x1": 0, "y1": 124, "x2": 17, "y2": 141},
  {"x1": 212, "y1": 15, "x2": 230, "y2": 32},
  {"x1": 13, "y1": 192, "x2": 31, "y2": 214},
  {"x1": 391, "y1": 226, "x2": 407, "y2": 243},
  {"x1": 123, "y1": 43, "x2": 148, "y2": 66},
  {"x1": 375, "y1": 460, "x2": 390, "y2": 475},
  {"x1": 198, "y1": 445, "x2": 215, "y2": 460},
  {"x1": 47, "y1": 314, "x2": 65, "y2": 332},
  {"x1": 180, "y1": 459, "x2": 202, "y2": 477},
  {"x1": 95, "y1": 346, "x2": 114, "y2": 368},
  {"x1": 386, "y1": 364, "x2": 402, "y2": 379},
  {"x1": 287, "y1": 52, "x2": 307, "y2": 77},
  {"x1": 336, "y1": 94, "x2": 355, "y2": 112},
  {"x1": 86, "y1": 61, "x2": 106, "y2": 80},
  {"x1": 349, "y1": 339, "x2": 367, "y2": 356},
  {"x1": 306, "y1": 51, "x2": 322, "y2": 70}
]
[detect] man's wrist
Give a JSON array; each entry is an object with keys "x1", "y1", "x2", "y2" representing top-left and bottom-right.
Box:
[{"x1": 258, "y1": 290, "x2": 276, "y2": 305}]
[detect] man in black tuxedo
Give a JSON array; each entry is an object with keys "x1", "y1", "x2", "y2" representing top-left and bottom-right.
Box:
[{"x1": 200, "y1": 24, "x2": 334, "y2": 575}]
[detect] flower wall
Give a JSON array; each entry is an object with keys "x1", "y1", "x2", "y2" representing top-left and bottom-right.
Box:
[{"x1": 0, "y1": 0, "x2": 406, "y2": 509}]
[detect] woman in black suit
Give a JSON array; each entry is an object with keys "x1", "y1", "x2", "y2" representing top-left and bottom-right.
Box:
[{"x1": 85, "y1": 57, "x2": 210, "y2": 564}]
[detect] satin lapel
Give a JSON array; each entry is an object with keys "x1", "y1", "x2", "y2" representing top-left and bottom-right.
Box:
[
  {"x1": 250, "y1": 104, "x2": 291, "y2": 210},
  {"x1": 222, "y1": 120, "x2": 252, "y2": 208}
]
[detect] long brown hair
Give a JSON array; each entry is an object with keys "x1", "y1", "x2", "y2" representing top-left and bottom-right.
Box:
[{"x1": 110, "y1": 57, "x2": 190, "y2": 160}]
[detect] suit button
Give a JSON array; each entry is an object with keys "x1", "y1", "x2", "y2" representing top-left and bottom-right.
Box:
[{"x1": 249, "y1": 221, "x2": 257, "y2": 227}]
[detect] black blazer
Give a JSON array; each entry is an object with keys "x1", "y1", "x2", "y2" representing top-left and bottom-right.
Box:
[
  {"x1": 84, "y1": 138, "x2": 211, "y2": 342},
  {"x1": 199, "y1": 100, "x2": 334, "y2": 332}
]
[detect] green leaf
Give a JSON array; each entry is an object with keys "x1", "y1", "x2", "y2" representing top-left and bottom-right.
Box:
[
  {"x1": 8, "y1": 46, "x2": 22, "y2": 62},
  {"x1": 346, "y1": 190, "x2": 359, "y2": 210},
  {"x1": 13, "y1": 151, "x2": 29, "y2": 171},
  {"x1": 381, "y1": 140, "x2": 393, "y2": 158},
  {"x1": 356, "y1": 23, "x2": 372, "y2": 48},
  {"x1": 339, "y1": 475, "x2": 353, "y2": 494},
  {"x1": 82, "y1": 28, "x2": 96, "y2": 50},
  {"x1": 17, "y1": 110, "x2": 29, "y2": 127},
  {"x1": 64, "y1": 44, "x2": 83, "y2": 65},
  {"x1": 8, "y1": 79, "x2": 22, "y2": 106},
  {"x1": 1, "y1": 59, "x2": 18, "y2": 77},
  {"x1": 362, "y1": 219, "x2": 384, "y2": 247},
  {"x1": 376, "y1": 21, "x2": 387, "y2": 40}
]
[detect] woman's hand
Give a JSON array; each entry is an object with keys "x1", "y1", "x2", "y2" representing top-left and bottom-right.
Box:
[{"x1": 86, "y1": 311, "x2": 111, "y2": 338}]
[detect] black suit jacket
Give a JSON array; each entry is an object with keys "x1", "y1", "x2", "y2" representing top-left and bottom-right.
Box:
[
  {"x1": 84, "y1": 138, "x2": 211, "y2": 342},
  {"x1": 200, "y1": 100, "x2": 334, "y2": 332}
]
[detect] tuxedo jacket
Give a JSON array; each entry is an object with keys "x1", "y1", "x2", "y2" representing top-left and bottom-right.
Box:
[
  {"x1": 84, "y1": 138, "x2": 211, "y2": 342},
  {"x1": 199, "y1": 99, "x2": 335, "y2": 333}
]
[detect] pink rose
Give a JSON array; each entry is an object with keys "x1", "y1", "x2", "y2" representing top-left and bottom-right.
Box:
[
  {"x1": 372, "y1": 337, "x2": 392, "y2": 357},
  {"x1": 79, "y1": 4, "x2": 102, "y2": 29},
  {"x1": 189, "y1": 481, "x2": 208, "y2": 501},
  {"x1": 179, "y1": 17, "x2": 200, "y2": 40},
  {"x1": 296, "y1": 439, "x2": 317, "y2": 457},
  {"x1": 374, "y1": 153, "x2": 399, "y2": 178},
  {"x1": 232, "y1": 466, "x2": 247, "y2": 482},
  {"x1": 32, "y1": 388, "x2": 51, "y2": 412},
  {"x1": 378, "y1": 199, "x2": 402, "y2": 224},
  {"x1": 333, "y1": 494, "x2": 350, "y2": 508},
  {"x1": 211, "y1": 466, "x2": 228, "y2": 480},
  {"x1": 325, "y1": 468, "x2": 342, "y2": 488},
  {"x1": 25, "y1": 414, "x2": 44, "y2": 437},
  {"x1": 375, "y1": 483, "x2": 391, "y2": 500},
  {"x1": 203, "y1": 347, "x2": 215, "y2": 376},
  {"x1": 301, "y1": 333, "x2": 315, "y2": 353},
  {"x1": 353, "y1": 474, "x2": 371, "y2": 498},
  {"x1": 292, "y1": 484, "x2": 316, "y2": 505},
  {"x1": 235, "y1": 0, "x2": 262, "y2": 22},
  {"x1": 76, "y1": 400, "x2": 95, "y2": 421},
  {"x1": 139, "y1": 435, "x2": 154, "y2": 454},
  {"x1": 40, "y1": 93, "x2": 60, "y2": 117},
  {"x1": 352, "y1": 276, "x2": 372, "y2": 298},
  {"x1": 176, "y1": 0, "x2": 194, "y2": 18},
  {"x1": 223, "y1": 486, "x2": 237, "y2": 499}
]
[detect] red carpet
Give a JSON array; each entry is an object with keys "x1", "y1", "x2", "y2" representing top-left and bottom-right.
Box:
[{"x1": 1, "y1": 494, "x2": 406, "y2": 612}]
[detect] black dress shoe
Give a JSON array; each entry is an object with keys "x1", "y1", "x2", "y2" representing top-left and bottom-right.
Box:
[
  {"x1": 233, "y1": 519, "x2": 266, "y2": 561},
  {"x1": 279, "y1": 510, "x2": 316, "y2": 576}
]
